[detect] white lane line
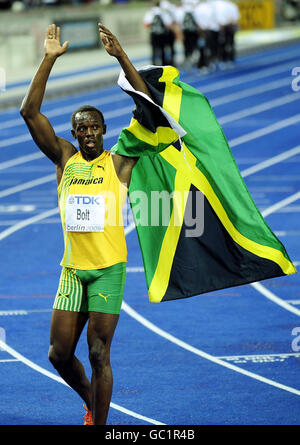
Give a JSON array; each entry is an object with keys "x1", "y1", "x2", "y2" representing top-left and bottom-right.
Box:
[
  {"x1": 0, "y1": 219, "x2": 60, "y2": 226},
  {"x1": 0, "y1": 92, "x2": 126, "y2": 130},
  {"x1": 0, "y1": 339, "x2": 165, "y2": 425},
  {"x1": 2, "y1": 141, "x2": 300, "y2": 202},
  {"x1": 0, "y1": 174, "x2": 56, "y2": 199},
  {"x1": 0, "y1": 310, "x2": 29, "y2": 316},
  {"x1": 1, "y1": 74, "x2": 299, "y2": 403},
  {"x1": 197, "y1": 59, "x2": 297, "y2": 94},
  {"x1": 0, "y1": 208, "x2": 59, "y2": 241},
  {"x1": 241, "y1": 145, "x2": 300, "y2": 177},
  {"x1": 0, "y1": 191, "x2": 299, "y2": 407},
  {"x1": 0, "y1": 152, "x2": 44, "y2": 171},
  {"x1": 229, "y1": 113, "x2": 300, "y2": 148},
  {"x1": 261, "y1": 190, "x2": 300, "y2": 218},
  {"x1": 1, "y1": 103, "x2": 300, "y2": 197},
  {"x1": 0, "y1": 122, "x2": 124, "y2": 149},
  {"x1": 0, "y1": 215, "x2": 166, "y2": 424},
  {"x1": 219, "y1": 92, "x2": 300, "y2": 125},
  {"x1": 121, "y1": 301, "x2": 300, "y2": 396},
  {"x1": 271, "y1": 206, "x2": 300, "y2": 213},
  {"x1": 126, "y1": 267, "x2": 145, "y2": 273},
  {"x1": 2, "y1": 46, "x2": 299, "y2": 130},
  {"x1": 1, "y1": 67, "x2": 300, "y2": 153},
  {"x1": 274, "y1": 231, "x2": 300, "y2": 236},
  {"x1": 0, "y1": 309, "x2": 54, "y2": 316},
  {"x1": 0, "y1": 74, "x2": 292, "y2": 133},
  {"x1": 251, "y1": 283, "x2": 300, "y2": 317},
  {"x1": 286, "y1": 299, "x2": 300, "y2": 305},
  {"x1": 248, "y1": 191, "x2": 300, "y2": 316},
  {"x1": 123, "y1": 194, "x2": 300, "y2": 323},
  {"x1": 210, "y1": 77, "x2": 290, "y2": 107},
  {"x1": 1, "y1": 91, "x2": 297, "y2": 150}
]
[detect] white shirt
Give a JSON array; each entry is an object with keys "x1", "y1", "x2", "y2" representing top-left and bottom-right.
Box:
[
  {"x1": 144, "y1": 6, "x2": 173, "y2": 27},
  {"x1": 210, "y1": 0, "x2": 240, "y2": 26},
  {"x1": 175, "y1": 4, "x2": 197, "y2": 26},
  {"x1": 194, "y1": 1, "x2": 220, "y2": 31},
  {"x1": 160, "y1": 0, "x2": 177, "y2": 22}
]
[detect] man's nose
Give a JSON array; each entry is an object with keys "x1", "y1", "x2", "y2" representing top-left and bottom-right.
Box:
[{"x1": 87, "y1": 126, "x2": 94, "y2": 136}]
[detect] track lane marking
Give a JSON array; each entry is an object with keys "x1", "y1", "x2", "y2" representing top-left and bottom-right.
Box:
[
  {"x1": 0, "y1": 339, "x2": 165, "y2": 425},
  {"x1": 0, "y1": 193, "x2": 299, "y2": 415},
  {"x1": 121, "y1": 301, "x2": 300, "y2": 396}
]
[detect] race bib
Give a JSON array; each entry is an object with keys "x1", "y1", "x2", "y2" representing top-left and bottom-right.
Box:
[{"x1": 65, "y1": 194, "x2": 105, "y2": 232}]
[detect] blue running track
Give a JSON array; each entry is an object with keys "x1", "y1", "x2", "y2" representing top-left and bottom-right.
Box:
[{"x1": 0, "y1": 43, "x2": 300, "y2": 426}]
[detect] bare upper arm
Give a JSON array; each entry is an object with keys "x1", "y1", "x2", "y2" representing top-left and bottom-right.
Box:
[
  {"x1": 112, "y1": 153, "x2": 138, "y2": 187},
  {"x1": 21, "y1": 111, "x2": 76, "y2": 165},
  {"x1": 21, "y1": 111, "x2": 77, "y2": 185}
]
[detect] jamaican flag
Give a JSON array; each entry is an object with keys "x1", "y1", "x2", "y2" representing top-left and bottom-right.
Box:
[{"x1": 112, "y1": 66, "x2": 296, "y2": 303}]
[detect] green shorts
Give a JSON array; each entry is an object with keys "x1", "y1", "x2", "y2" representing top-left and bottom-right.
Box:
[{"x1": 53, "y1": 262, "x2": 126, "y2": 314}]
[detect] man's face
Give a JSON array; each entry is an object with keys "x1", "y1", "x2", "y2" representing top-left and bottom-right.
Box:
[{"x1": 72, "y1": 111, "x2": 106, "y2": 160}]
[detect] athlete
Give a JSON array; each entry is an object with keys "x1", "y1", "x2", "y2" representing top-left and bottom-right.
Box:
[{"x1": 20, "y1": 23, "x2": 151, "y2": 426}]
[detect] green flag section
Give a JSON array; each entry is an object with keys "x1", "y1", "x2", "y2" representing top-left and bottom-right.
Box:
[{"x1": 112, "y1": 66, "x2": 297, "y2": 303}]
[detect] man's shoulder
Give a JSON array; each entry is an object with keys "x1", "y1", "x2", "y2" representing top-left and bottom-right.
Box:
[
  {"x1": 111, "y1": 152, "x2": 138, "y2": 172},
  {"x1": 57, "y1": 137, "x2": 78, "y2": 166}
]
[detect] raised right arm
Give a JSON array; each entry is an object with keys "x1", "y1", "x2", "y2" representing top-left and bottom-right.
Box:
[{"x1": 20, "y1": 24, "x2": 75, "y2": 168}]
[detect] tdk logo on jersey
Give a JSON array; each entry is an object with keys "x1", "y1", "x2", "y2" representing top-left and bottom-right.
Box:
[{"x1": 69, "y1": 195, "x2": 102, "y2": 205}]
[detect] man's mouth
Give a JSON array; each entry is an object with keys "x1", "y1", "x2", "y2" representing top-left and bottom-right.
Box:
[{"x1": 86, "y1": 140, "x2": 96, "y2": 149}]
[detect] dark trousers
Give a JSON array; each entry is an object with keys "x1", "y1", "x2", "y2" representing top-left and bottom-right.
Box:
[
  {"x1": 166, "y1": 30, "x2": 176, "y2": 65},
  {"x1": 206, "y1": 30, "x2": 219, "y2": 64},
  {"x1": 219, "y1": 25, "x2": 237, "y2": 62},
  {"x1": 183, "y1": 30, "x2": 199, "y2": 59},
  {"x1": 197, "y1": 32, "x2": 210, "y2": 68},
  {"x1": 151, "y1": 33, "x2": 168, "y2": 66}
]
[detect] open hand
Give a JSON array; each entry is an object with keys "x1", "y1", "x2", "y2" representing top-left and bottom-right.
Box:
[
  {"x1": 44, "y1": 24, "x2": 69, "y2": 58},
  {"x1": 98, "y1": 23, "x2": 125, "y2": 58}
]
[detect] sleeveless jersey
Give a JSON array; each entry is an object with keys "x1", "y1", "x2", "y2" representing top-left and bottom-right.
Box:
[{"x1": 58, "y1": 150, "x2": 128, "y2": 270}]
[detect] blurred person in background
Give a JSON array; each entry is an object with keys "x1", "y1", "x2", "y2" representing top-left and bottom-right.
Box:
[
  {"x1": 160, "y1": 0, "x2": 180, "y2": 66},
  {"x1": 211, "y1": 0, "x2": 240, "y2": 68},
  {"x1": 143, "y1": 0, "x2": 174, "y2": 65},
  {"x1": 194, "y1": 0, "x2": 220, "y2": 72},
  {"x1": 282, "y1": 0, "x2": 300, "y2": 22},
  {"x1": 175, "y1": 0, "x2": 199, "y2": 68}
]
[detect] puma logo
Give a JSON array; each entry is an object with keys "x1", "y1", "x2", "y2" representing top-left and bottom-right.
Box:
[{"x1": 98, "y1": 292, "x2": 109, "y2": 303}]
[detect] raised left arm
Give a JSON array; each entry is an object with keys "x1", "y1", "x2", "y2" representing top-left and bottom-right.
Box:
[{"x1": 98, "y1": 23, "x2": 152, "y2": 99}]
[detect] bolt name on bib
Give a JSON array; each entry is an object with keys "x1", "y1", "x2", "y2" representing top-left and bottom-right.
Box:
[{"x1": 65, "y1": 194, "x2": 105, "y2": 232}]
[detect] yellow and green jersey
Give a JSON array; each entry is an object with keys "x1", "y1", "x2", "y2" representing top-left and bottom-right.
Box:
[{"x1": 58, "y1": 150, "x2": 127, "y2": 270}]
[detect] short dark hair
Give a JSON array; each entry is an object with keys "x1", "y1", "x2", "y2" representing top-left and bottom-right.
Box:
[{"x1": 71, "y1": 105, "x2": 105, "y2": 130}]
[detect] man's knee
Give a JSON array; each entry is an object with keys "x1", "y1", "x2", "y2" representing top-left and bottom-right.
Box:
[
  {"x1": 88, "y1": 338, "x2": 108, "y2": 375},
  {"x1": 48, "y1": 344, "x2": 72, "y2": 370}
]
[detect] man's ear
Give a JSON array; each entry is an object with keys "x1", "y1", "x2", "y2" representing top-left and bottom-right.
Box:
[
  {"x1": 103, "y1": 124, "x2": 107, "y2": 135},
  {"x1": 71, "y1": 129, "x2": 77, "y2": 139}
]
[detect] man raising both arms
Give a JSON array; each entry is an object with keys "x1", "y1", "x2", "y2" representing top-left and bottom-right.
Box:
[{"x1": 20, "y1": 23, "x2": 151, "y2": 425}]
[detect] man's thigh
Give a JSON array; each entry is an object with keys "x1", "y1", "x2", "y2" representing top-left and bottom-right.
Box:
[
  {"x1": 83, "y1": 263, "x2": 126, "y2": 315},
  {"x1": 87, "y1": 311, "x2": 120, "y2": 353},
  {"x1": 53, "y1": 267, "x2": 88, "y2": 313},
  {"x1": 49, "y1": 309, "x2": 88, "y2": 358}
]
